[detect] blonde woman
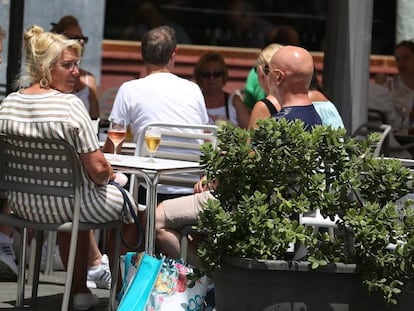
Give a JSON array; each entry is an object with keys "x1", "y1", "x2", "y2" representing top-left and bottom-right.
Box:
[
  {"x1": 248, "y1": 43, "x2": 283, "y2": 129},
  {"x1": 0, "y1": 25, "x2": 138, "y2": 310}
]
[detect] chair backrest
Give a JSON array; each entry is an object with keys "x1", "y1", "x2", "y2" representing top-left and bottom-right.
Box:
[
  {"x1": 352, "y1": 122, "x2": 392, "y2": 157},
  {"x1": 135, "y1": 122, "x2": 218, "y2": 162},
  {"x1": 130, "y1": 122, "x2": 218, "y2": 191},
  {"x1": 0, "y1": 133, "x2": 81, "y2": 211}
]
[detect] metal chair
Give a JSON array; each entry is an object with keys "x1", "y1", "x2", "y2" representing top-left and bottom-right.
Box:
[
  {"x1": 130, "y1": 122, "x2": 218, "y2": 196},
  {"x1": 129, "y1": 122, "x2": 218, "y2": 260},
  {"x1": 352, "y1": 122, "x2": 392, "y2": 157},
  {"x1": 0, "y1": 134, "x2": 121, "y2": 311}
]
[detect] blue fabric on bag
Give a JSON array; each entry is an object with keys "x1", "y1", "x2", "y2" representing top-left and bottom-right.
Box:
[
  {"x1": 117, "y1": 252, "x2": 135, "y2": 302},
  {"x1": 109, "y1": 180, "x2": 143, "y2": 250},
  {"x1": 118, "y1": 253, "x2": 164, "y2": 311}
]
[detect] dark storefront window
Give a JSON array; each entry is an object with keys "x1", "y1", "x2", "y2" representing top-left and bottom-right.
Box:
[{"x1": 104, "y1": 0, "x2": 396, "y2": 55}]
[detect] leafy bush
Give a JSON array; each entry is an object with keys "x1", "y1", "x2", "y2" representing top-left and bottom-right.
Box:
[{"x1": 197, "y1": 118, "x2": 414, "y2": 304}]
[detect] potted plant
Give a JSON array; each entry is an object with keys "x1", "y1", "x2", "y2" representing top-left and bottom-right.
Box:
[{"x1": 196, "y1": 118, "x2": 414, "y2": 311}]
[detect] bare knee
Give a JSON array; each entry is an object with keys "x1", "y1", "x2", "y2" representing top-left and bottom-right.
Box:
[{"x1": 155, "y1": 202, "x2": 167, "y2": 233}]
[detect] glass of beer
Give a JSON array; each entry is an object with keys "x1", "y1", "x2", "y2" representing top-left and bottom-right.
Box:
[
  {"x1": 108, "y1": 117, "x2": 127, "y2": 160},
  {"x1": 144, "y1": 126, "x2": 161, "y2": 162}
]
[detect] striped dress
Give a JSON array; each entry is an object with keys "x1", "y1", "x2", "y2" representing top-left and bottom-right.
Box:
[{"x1": 0, "y1": 90, "x2": 137, "y2": 224}]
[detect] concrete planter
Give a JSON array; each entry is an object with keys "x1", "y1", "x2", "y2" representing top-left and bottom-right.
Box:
[{"x1": 214, "y1": 257, "x2": 413, "y2": 311}]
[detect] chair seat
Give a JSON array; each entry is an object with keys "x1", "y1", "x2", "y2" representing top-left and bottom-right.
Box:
[{"x1": 0, "y1": 214, "x2": 121, "y2": 232}]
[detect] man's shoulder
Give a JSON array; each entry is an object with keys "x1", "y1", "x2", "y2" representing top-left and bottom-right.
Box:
[
  {"x1": 275, "y1": 105, "x2": 322, "y2": 127},
  {"x1": 122, "y1": 73, "x2": 199, "y2": 88},
  {"x1": 277, "y1": 105, "x2": 318, "y2": 115},
  {"x1": 118, "y1": 78, "x2": 143, "y2": 92}
]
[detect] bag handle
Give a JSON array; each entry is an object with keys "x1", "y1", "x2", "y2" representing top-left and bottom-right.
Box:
[{"x1": 110, "y1": 181, "x2": 143, "y2": 250}]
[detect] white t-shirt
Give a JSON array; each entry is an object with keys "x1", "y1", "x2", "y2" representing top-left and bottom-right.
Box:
[
  {"x1": 74, "y1": 74, "x2": 90, "y2": 112},
  {"x1": 110, "y1": 72, "x2": 209, "y2": 194},
  {"x1": 111, "y1": 72, "x2": 208, "y2": 142}
]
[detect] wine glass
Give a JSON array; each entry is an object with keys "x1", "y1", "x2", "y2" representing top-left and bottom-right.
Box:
[
  {"x1": 107, "y1": 117, "x2": 127, "y2": 160},
  {"x1": 144, "y1": 126, "x2": 161, "y2": 162}
]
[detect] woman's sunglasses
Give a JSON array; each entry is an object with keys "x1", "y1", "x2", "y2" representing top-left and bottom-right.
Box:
[
  {"x1": 199, "y1": 71, "x2": 224, "y2": 78},
  {"x1": 70, "y1": 36, "x2": 89, "y2": 43}
]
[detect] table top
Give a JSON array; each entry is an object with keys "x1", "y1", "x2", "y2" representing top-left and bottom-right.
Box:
[{"x1": 104, "y1": 153, "x2": 203, "y2": 173}]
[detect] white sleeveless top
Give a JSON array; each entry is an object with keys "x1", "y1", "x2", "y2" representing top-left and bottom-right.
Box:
[
  {"x1": 74, "y1": 74, "x2": 90, "y2": 112},
  {"x1": 207, "y1": 92, "x2": 239, "y2": 126}
]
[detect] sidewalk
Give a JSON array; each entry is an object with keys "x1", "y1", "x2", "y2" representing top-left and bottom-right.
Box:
[{"x1": 0, "y1": 271, "x2": 110, "y2": 310}]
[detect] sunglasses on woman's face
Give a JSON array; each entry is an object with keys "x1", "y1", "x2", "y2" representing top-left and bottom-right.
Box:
[
  {"x1": 199, "y1": 71, "x2": 224, "y2": 78},
  {"x1": 263, "y1": 65, "x2": 270, "y2": 75},
  {"x1": 70, "y1": 36, "x2": 89, "y2": 43}
]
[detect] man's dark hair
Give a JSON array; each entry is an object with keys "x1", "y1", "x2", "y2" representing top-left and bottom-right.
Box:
[
  {"x1": 395, "y1": 40, "x2": 414, "y2": 54},
  {"x1": 141, "y1": 25, "x2": 177, "y2": 66}
]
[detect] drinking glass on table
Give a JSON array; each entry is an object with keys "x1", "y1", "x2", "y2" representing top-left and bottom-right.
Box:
[
  {"x1": 108, "y1": 117, "x2": 127, "y2": 160},
  {"x1": 144, "y1": 126, "x2": 161, "y2": 162}
]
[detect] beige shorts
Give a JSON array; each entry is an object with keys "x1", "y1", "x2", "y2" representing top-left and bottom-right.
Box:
[{"x1": 162, "y1": 191, "x2": 216, "y2": 229}]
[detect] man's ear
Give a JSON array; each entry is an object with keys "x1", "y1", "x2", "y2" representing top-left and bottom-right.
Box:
[{"x1": 276, "y1": 70, "x2": 286, "y2": 85}]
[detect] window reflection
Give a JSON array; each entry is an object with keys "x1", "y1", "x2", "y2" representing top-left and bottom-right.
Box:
[{"x1": 104, "y1": 0, "x2": 396, "y2": 55}]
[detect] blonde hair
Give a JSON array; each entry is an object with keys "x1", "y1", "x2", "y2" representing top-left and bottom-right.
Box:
[
  {"x1": 256, "y1": 43, "x2": 283, "y2": 67},
  {"x1": 18, "y1": 25, "x2": 82, "y2": 88}
]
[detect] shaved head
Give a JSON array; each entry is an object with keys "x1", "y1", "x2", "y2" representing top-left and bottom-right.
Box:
[
  {"x1": 267, "y1": 45, "x2": 314, "y2": 107},
  {"x1": 272, "y1": 45, "x2": 314, "y2": 87}
]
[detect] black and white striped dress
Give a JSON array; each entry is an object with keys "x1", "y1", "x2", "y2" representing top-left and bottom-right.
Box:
[{"x1": 0, "y1": 90, "x2": 136, "y2": 224}]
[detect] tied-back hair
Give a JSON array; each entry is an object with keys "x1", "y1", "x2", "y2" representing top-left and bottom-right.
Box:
[
  {"x1": 18, "y1": 25, "x2": 82, "y2": 89},
  {"x1": 193, "y1": 51, "x2": 228, "y2": 85},
  {"x1": 141, "y1": 25, "x2": 176, "y2": 66},
  {"x1": 256, "y1": 43, "x2": 283, "y2": 68}
]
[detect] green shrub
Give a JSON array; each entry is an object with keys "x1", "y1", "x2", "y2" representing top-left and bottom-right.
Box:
[{"x1": 197, "y1": 118, "x2": 414, "y2": 304}]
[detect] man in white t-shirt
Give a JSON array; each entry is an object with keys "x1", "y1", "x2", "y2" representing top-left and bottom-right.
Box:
[{"x1": 103, "y1": 25, "x2": 208, "y2": 199}]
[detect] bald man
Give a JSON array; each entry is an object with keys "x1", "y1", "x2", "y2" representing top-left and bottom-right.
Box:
[
  {"x1": 267, "y1": 45, "x2": 322, "y2": 129},
  {"x1": 154, "y1": 48, "x2": 322, "y2": 268}
]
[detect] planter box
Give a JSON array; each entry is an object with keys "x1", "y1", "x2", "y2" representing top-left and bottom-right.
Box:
[{"x1": 214, "y1": 257, "x2": 413, "y2": 311}]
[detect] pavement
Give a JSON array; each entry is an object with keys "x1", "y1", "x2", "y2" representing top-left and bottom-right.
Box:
[{"x1": 0, "y1": 271, "x2": 111, "y2": 310}]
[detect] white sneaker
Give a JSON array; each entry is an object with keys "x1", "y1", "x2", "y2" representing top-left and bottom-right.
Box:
[
  {"x1": 87, "y1": 254, "x2": 112, "y2": 289},
  {"x1": 0, "y1": 241, "x2": 18, "y2": 281},
  {"x1": 72, "y1": 292, "x2": 100, "y2": 310}
]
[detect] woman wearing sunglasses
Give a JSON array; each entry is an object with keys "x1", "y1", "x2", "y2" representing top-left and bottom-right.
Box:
[
  {"x1": 193, "y1": 52, "x2": 250, "y2": 128},
  {"x1": 51, "y1": 15, "x2": 99, "y2": 120}
]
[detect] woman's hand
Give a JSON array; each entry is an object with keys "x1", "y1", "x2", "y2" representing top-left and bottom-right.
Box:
[
  {"x1": 193, "y1": 175, "x2": 218, "y2": 193},
  {"x1": 193, "y1": 176, "x2": 207, "y2": 193}
]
